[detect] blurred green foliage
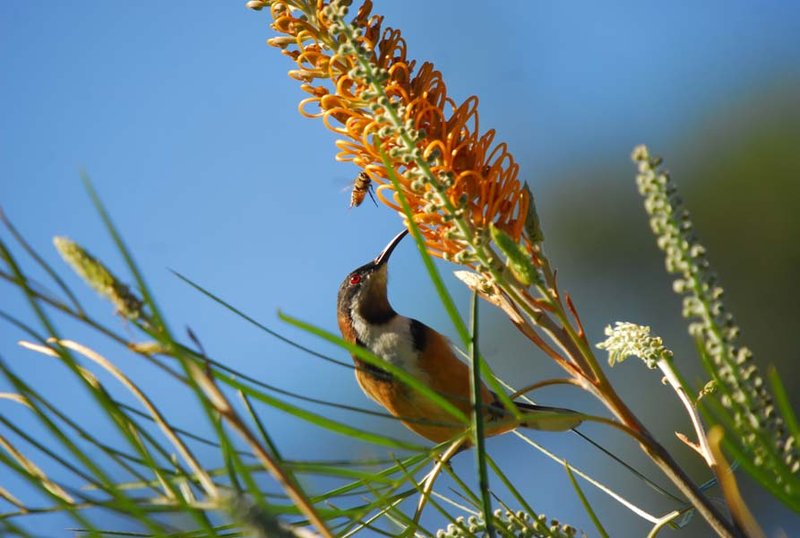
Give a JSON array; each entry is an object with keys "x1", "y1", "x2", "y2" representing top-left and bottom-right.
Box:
[
  {"x1": 533, "y1": 82, "x2": 800, "y2": 526},
  {"x1": 547, "y1": 82, "x2": 800, "y2": 397}
]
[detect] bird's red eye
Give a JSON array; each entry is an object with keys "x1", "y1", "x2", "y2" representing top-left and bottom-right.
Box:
[{"x1": 349, "y1": 274, "x2": 362, "y2": 285}]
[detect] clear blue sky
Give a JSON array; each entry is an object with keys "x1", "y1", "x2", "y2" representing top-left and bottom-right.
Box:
[{"x1": 2, "y1": 1, "x2": 799, "y2": 535}]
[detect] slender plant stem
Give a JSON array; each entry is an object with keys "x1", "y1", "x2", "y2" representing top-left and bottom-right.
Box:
[
  {"x1": 468, "y1": 291, "x2": 495, "y2": 538},
  {"x1": 658, "y1": 358, "x2": 717, "y2": 469}
]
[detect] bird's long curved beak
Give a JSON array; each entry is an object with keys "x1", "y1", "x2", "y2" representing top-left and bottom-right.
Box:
[{"x1": 374, "y1": 229, "x2": 409, "y2": 266}]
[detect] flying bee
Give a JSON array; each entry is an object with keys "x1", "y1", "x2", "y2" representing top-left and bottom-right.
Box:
[{"x1": 350, "y1": 171, "x2": 377, "y2": 208}]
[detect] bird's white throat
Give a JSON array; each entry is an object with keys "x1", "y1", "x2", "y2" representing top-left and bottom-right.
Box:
[{"x1": 349, "y1": 311, "x2": 427, "y2": 380}]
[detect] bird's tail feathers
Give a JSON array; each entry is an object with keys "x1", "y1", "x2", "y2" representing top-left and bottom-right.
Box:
[{"x1": 515, "y1": 401, "x2": 583, "y2": 432}]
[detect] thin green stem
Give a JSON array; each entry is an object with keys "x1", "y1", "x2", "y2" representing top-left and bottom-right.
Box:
[
  {"x1": 468, "y1": 291, "x2": 494, "y2": 538},
  {"x1": 565, "y1": 462, "x2": 610, "y2": 538}
]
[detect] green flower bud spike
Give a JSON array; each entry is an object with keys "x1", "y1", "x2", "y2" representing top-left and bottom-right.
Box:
[
  {"x1": 53, "y1": 236, "x2": 143, "y2": 321},
  {"x1": 522, "y1": 183, "x2": 544, "y2": 245},
  {"x1": 489, "y1": 223, "x2": 540, "y2": 287}
]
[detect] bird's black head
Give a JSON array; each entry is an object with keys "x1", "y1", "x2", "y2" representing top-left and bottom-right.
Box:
[{"x1": 337, "y1": 229, "x2": 408, "y2": 325}]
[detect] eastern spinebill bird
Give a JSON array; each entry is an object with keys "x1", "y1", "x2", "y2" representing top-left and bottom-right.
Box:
[{"x1": 337, "y1": 229, "x2": 582, "y2": 443}]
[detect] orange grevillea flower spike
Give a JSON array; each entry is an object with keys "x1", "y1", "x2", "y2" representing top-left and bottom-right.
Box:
[{"x1": 251, "y1": 0, "x2": 533, "y2": 262}]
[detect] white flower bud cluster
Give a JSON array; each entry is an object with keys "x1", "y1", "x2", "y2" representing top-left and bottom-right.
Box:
[
  {"x1": 436, "y1": 510, "x2": 578, "y2": 538},
  {"x1": 596, "y1": 322, "x2": 671, "y2": 369},
  {"x1": 632, "y1": 145, "x2": 799, "y2": 488}
]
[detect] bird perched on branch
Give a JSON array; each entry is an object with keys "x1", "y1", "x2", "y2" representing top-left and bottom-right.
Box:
[{"x1": 337, "y1": 229, "x2": 582, "y2": 443}]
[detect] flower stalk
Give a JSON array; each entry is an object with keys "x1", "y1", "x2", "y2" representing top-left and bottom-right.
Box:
[
  {"x1": 633, "y1": 145, "x2": 799, "y2": 506},
  {"x1": 598, "y1": 323, "x2": 720, "y2": 471}
]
